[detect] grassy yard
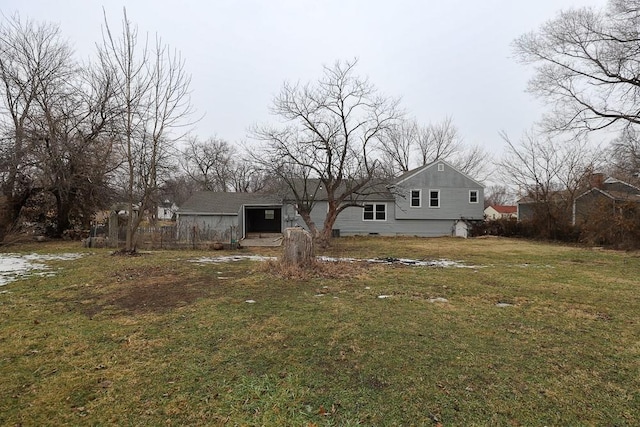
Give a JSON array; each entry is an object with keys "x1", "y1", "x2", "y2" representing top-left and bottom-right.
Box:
[{"x1": 0, "y1": 237, "x2": 638, "y2": 426}]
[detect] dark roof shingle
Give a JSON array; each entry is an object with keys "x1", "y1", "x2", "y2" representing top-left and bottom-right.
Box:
[{"x1": 178, "y1": 192, "x2": 281, "y2": 215}]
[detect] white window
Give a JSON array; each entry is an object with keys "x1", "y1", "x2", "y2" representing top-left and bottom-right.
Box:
[
  {"x1": 363, "y1": 203, "x2": 386, "y2": 221},
  {"x1": 410, "y1": 190, "x2": 421, "y2": 207},
  {"x1": 429, "y1": 190, "x2": 440, "y2": 208},
  {"x1": 265, "y1": 209, "x2": 275, "y2": 220},
  {"x1": 469, "y1": 190, "x2": 479, "y2": 204},
  {"x1": 437, "y1": 163, "x2": 444, "y2": 172}
]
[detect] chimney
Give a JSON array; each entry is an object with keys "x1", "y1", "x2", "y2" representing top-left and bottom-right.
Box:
[{"x1": 589, "y1": 173, "x2": 605, "y2": 189}]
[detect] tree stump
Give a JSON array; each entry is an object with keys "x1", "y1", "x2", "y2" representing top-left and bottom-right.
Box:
[{"x1": 282, "y1": 227, "x2": 314, "y2": 267}]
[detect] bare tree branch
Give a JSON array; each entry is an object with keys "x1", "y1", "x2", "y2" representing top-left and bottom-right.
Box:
[
  {"x1": 251, "y1": 59, "x2": 402, "y2": 246},
  {"x1": 515, "y1": 1, "x2": 640, "y2": 132}
]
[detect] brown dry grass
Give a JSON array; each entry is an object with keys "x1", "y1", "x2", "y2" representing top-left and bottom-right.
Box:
[{"x1": 1, "y1": 237, "x2": 639, "y2": 426}]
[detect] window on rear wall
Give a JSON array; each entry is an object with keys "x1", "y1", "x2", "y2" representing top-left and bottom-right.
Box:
[
  {"x1": 429, "y1": 190, "x2": 440, "y2": 208},
  {"x1": 469, "y1": 190, "x2": 479, "y2": 203},
  {"x1": 363, "y1": 203, "x2": 386, "y2": 221},
  {"x1": 410, "y1": 190, "x2": 421, "y2": 207}
]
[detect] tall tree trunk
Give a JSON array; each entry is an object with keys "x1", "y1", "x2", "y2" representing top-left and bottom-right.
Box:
[{"x1": 54, "y1": 191, "x2": 73, "y2": 237}]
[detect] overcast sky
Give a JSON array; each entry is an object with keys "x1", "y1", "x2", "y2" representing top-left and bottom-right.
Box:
[{"x1": 4, "y1": 0, "x2": 609, "y2": 155}]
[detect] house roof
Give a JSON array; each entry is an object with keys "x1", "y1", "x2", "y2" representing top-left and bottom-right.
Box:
[
  {"x1": 603, "y1": 176, "x2": 640, "y2": 190},
  {"x1": 489, "y1": 205, "x2": 517, "y2": 214},
  {"x1": 575, "y1": 176, "x2": 640, "y2": 202},
  {"x1": 393, "y1": 159, "x2": 484, "y2": 187},
  {"x1": 283, "y1": 178, "x2": 394, "y2": 202},
  {"x1": 178, "y1": 192, "x2": 281, "y2": 215},
  {"x1": 577, "y1": 187, "x2": 640, "y2": 203},
  {"x1": 517, "y1": 190, "x2": 573, "y2": 204}
]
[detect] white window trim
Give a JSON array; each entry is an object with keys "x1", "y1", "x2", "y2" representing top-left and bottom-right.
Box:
[
  {"x1": 469, "y1": 190, "x2": 479, "y2": 204},
  {"x1": 437, "y1": 163, "x2": 444, "y2": 172},
  {"x1": 429, "y1": 189, "x2": 440, "y2": 208},
  {"x1": 410, "y1": 189, "x2": 422, "y2": 208},
  {"x1": 363, "y1": 203, "x2": 387, "y2": 221}
]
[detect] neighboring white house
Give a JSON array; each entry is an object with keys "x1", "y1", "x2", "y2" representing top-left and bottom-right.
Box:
[
  {"x1": 484, "y1": 205, "x2": 517, "y2": 220},
  {"x1": 157, "y1": 200, "x2": 178, "y2": 221},
  {"x1": 177, "y1": 160, "x2": 485, "y2": 241}
]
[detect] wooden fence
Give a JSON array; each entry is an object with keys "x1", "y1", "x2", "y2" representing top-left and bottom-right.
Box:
[{"x1": 111, "y1": 224, "x2": 239, "y2": 250}]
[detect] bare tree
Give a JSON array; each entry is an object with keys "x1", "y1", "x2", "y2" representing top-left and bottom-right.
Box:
[
  {"x1": 33, "y1": 55, "x2": 118, "y2": 235},
  {"x1": 449, "y1": 144, "x2": 491, "y2": 182},
  {"x1": 159, "y1": 173, "x2": 198, "y2": 206},
  {"x1": 498, "y1": 128, "x2": 603, "y2": 237},
  {"x1": 181, "y1": 136, "x2": 236, "y2": 191},
  {"x1": 378, "y1": 118, "x2": 419, "y2": 175},
  {"x1": 379, "y1": 116, "x2": 488, "y2": 181},
  {"x1": 0, "y1": 14, "x2": 118, "y2": 237},
  {"x1": 180, "y1": 136, "x2": 269, "y2": 192},
  {"x1": 484, "y1": 185, "x2": 516, "y2": 208},
  {"x1": 100, "y1": 8, "x2": 193, "y2": 251},
  {"x1": 514, "y1": 0, "x2": 640, "y2": 132},
  {"x1": 418, "y1": 117, "x2": 462, "y2": 165},
  {"x1": 608, "y1": 125, "x2": 640, "y2": 184},
  {"x1": 252, "y1": 59, "x2": 401, "y2": 247},
  {"x1": 0, "y1": 15, "x2": 71, "y2": 236},
  {"x1": 229, "y1": 156, "x2": 270, "y2": 193}
]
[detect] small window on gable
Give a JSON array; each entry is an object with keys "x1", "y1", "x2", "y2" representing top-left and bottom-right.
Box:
[
  {"x1": 437, "y1": 163, "x2": 444, "y2": 172},
  {"x1": 363, "y1": 203, "x2": 386, "y2": 221},
  {"x1": 410, "y1": 190, "x2": 421, "y2": 207},
  {"x1": 469, "y1": 190, "x2": 479, "y2": 204},
  {"x1": 429, "y1": 190, "x2": 440, "y2": 208}
]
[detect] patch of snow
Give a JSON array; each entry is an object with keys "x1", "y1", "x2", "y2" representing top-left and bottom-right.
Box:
[
  {"x1": 377, "y1": 295, "x2": 392, "y2": 299},
  {"x1": 189, "y1": 255, "x2": 276, "y2": 264},
  {"x1": 188, "y1": 255, "x2": 480, "y2": 268},
  {"x1": 428, "y1": 297, "x2": 449, "y2": 303},
  {"x1": 0, "y1": 252, "x2": 85, "y2": 287},
  {"x1": 496, "y1": 302, "x2": 514, "y2": 307},
  {"x1": 245, "y1": 299, "x2": 256, "y2": 304},
  {"x1": 317, "y1": 256, "x2": 480, "y2": 268}
]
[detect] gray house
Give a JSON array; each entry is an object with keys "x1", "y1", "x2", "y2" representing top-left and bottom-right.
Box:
[
  {"x1": 573, "y1": 177, "x2": 640, "y2": 226},
  {"x1": 177, "y1": 192, "x2": 282, "y2": 242},
  {"x1": 177, "y1": 160, "x2": 484, "y2": 242}
]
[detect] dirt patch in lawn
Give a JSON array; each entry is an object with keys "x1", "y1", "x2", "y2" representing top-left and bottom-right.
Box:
[{"x1": 72, "y1": 266, "x2": 219, "y2": 317}]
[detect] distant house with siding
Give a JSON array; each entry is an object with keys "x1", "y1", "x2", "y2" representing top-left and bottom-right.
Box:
[
  {"x1": 156, "y1": 200, "x2": 178, "y2": 221},
  {"x1": 573, "y1": 177, "x2": 640, "y2": 226}
]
